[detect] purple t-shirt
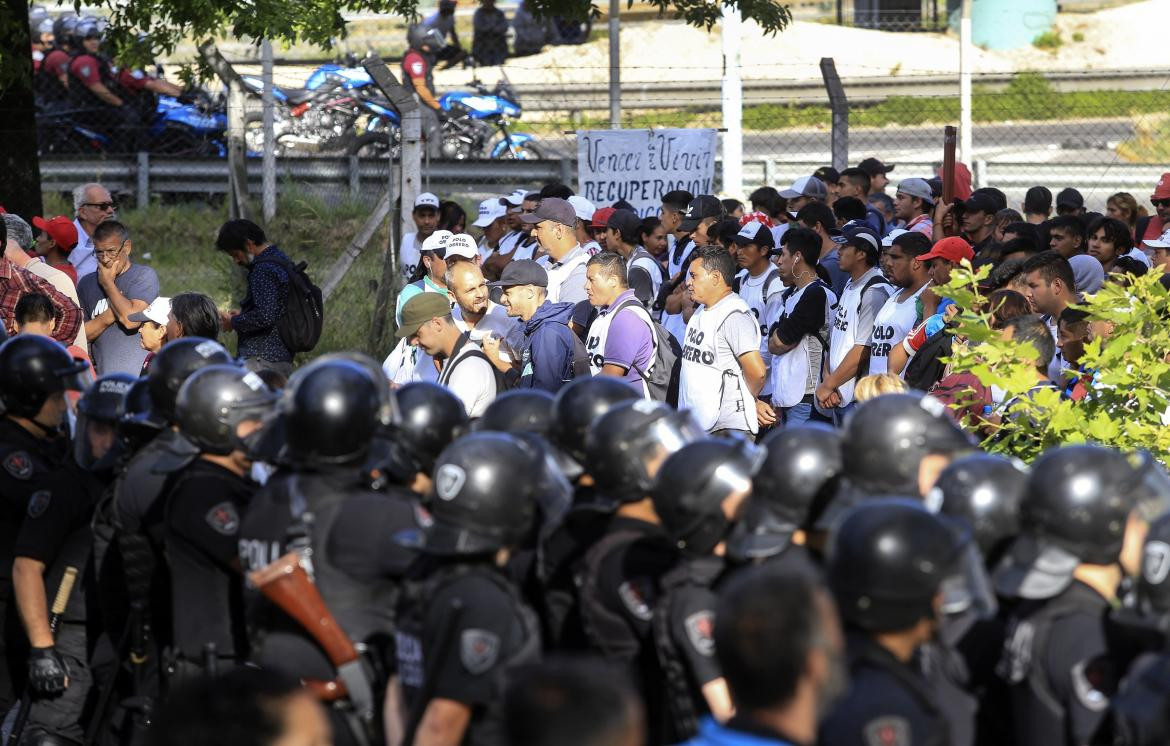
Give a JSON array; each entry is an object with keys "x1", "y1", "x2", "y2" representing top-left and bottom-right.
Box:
[{"x1": 602, "y1": 289, "x2": 656, "y2": 393}]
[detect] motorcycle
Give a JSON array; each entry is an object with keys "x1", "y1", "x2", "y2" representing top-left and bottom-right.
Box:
[
  {"x1": 36, "y1": 93, "x2": 226, "y2": 157},
  {"x1": 240, "y1": 75, "x2": 374, "y2": 155}
]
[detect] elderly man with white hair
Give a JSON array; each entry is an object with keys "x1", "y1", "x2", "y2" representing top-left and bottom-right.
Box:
[{"x1": 71, "y1": 182, "x2": 117, "y2": 279}]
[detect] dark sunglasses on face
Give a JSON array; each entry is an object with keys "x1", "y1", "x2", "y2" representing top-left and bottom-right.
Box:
[
  {"x1": 1153, "y1": 199, "x2": 1170, "y2": 208},
  {"x1": 83, "y1": 201, "x2": 116, "y2": 211}
]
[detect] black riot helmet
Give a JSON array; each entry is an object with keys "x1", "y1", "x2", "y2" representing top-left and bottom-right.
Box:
[
  {"x1": 828, "y1": 499, "x2": 966, "y2": 632},
  {"x1": 478, "y1": 389, "x2": 556, "y2": 436},
  {"x1": 0, "y1": 335, "x2": 89, "y2": 419},
  {"x1": 926, "y1": 453, "x2": 1027, "y2": 564},
  {"x1": 392, "y1": 382, "x2": 469, "y2": 475},
  {"x1": 1136, "y1": 513, "x2": 1170, "y2": 619},
  {"x1": 585, "y1": 400, "x2": 705, "y2": 504},
  {"x1": 993, "y1": 446, "x2": 1170, "y2": 600},
  {"x1": 118, "y1": 377, "x2": 165, "y2": 454},
  {"x1": 841, "y1": 392, "x2": 972, "y2": 496},
  {"x1": 75, "y1": 373, "x2": 134, "y2": 471},
  {"x1": 282, "y1": 359, "x2": 382, "y2": 467},
  {"x1": 652, "y1": 438, "x2": 765, "y2": 556},
  {"x1": 52, "y1": 14, "x2": 79, "y2": 49},
  {"x1": 175, "y1": 365, "x2": 277, "y2": 455},
  {"x1": 407, "y1": 23, "x2": 446, "y2": 52},
  {"x1": 147, "y1": 338, "x2": 234, "y2": 423},
  {"x1": 311, "y1": 351, "x2": 399, "y2": 428},
  {"x1": 728, "y1": 423, "x2": 843, "y2": 562},
  {"x1": 423, "y1": 432, "x2": 541, "y2": 556},
  {"x1": 550, "y1": 377, "x2": 639, "y2": 465}
]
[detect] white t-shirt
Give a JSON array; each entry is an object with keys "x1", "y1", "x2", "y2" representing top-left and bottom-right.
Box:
[
  {"x1": 868, "y1": 282, "x2": 930, "y2": 376},
  {"x1": 679, "y1": 293, "x2": 762, "y2": 434},
  {"x1": 442, "y1": 351, "x2": 497, "y2": 418},
  {"x1": 400, "y1": 232, "x2": 421, "y2": 283},
  {"x1": 452, "y1": 300, "x2": 525, "y2": 363},
  {"x1": 828, "y1": 268, "x2": 892, "y2": 405},
  {"x1": 736, "y1": 267, "x2": 783, "y2": 398}
]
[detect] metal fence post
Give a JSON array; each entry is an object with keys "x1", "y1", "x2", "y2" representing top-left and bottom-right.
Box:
[
  {"x1": 261, "y1": 39, "x2": 277, "y2": 222},
  {"x1": 959, "y1": 0, "x2": 974, "y2": 165},
  {"x1": 199, "y1": 41, "x2": 250, "y2": 220},
  {"x1": 722, "y1": 5, "x2": 744, "y2": 199},
  {"x1": 608, "y1": 0, "x2": 620, "y2": 129},
  {"x1": 348, "y1": 155, "x2": 360, "y2": 197},
  {"x1": 973, "y1": 159, "x2": 987, "y2": 190},
  {"x1": 819, "y1": 58, "x2": 849, "y2": 171},
  {"x1": 136, "y1": 152, "x2": 149, "y2": 208}
]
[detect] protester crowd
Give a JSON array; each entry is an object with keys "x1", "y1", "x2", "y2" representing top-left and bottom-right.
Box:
[{"x1": 3, "y1": 162, "x2": 1170, "y2": 746}]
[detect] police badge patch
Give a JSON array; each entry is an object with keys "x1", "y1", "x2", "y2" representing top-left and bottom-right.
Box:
[
  {"x1": 863, "y1": 716, "x2": 910, "y2": 746},
  {"x1": 460, "y1": 629, "x2": 500, "y2": 675},
  {"x1": 3, "y1": 451, "x2": 33, "y2": 480},
  {"x1": 205, "y1": 502, "x2": 240, "y2": 535},
  {"x1": 27, "y1": 490, "x2": 52, "y2": 519},
  {"x1": 684, "y1": 611, "x2": 715, "y2": 657}
]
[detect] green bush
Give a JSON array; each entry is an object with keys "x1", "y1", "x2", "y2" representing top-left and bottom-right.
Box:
[
  {"x1": 935, "y1": 264, "x2": 1170, "y2": 462},
  {"x1": 1032, "y1": 30, "x2": 1062, "y2": 50}
]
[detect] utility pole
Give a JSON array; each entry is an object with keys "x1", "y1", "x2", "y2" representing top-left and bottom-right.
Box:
[
  {"x1": 721, "y1": 6, "x2": 743, "y2": 198},
  {"x1": 959, "y1": 0, "x2": 973, "y2": 170},
  {"x1": 609, "y1": 0, "x2": 621, "y2": 128}
]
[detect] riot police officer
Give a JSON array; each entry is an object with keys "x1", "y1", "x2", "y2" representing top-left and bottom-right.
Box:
[
  {"x1": 726, "y1": 422, "x2": 842, "y2": 567},
  {"x1": 381, "y1": 381, "x2": 469, "y2": 495},
  {"x1": 819, "y1": 392, "x2": 972, "y2": 529},
  {"x1": 238, "y1": 358, "x2": 422, "y2": 745},
  {"x1": 993, "y1": 445, "x2": 1170, "y2": 746},
  {"x1": 393, "y1": 432, "x2": 542, "y2": 746},
  {"x1": 0, "y1": 336, "x2": 88, "y2": 713},
  {"x1": 928, "y1": 452, "x2": 1027, "y2": 570},
  {"x1": 649, "y1": 437, "x2": 763, "y2": 742},
  {"x1": 550, "y1": 376, "x2": 638, "y2": 475},
  {"x1": 10, "y1": 372, "x2": 132, "y2": 744},
  {"x1": 161, "y1": 364, "x2": 276, "y2": 680},
  {"x1": 819, "y1": 500, "x2": 967, "y2": 746}
]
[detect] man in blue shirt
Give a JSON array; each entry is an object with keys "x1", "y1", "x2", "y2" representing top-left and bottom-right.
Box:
[
  {"x1": 214, "y1": 219, "x2": 293, "y2": 377},
  {"x1": 684, "y1": 565, "x2": 845, "y2": 746}
]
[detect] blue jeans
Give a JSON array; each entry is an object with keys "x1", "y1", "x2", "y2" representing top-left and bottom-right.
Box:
[
  {"x1": 783, "y1": 401, "x2": 814, "y2": 427},
  {"x1": 832, "y1": 401, "x2": 857, "y2": 428}
]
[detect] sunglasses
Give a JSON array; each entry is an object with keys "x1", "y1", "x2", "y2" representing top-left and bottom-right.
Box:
[
  {"x1": 1153, "y1": 199, "x2": 1170, "y2": 208},
  {"x1": 82, "y1": 201, "x2": 117, "y2": 211}
]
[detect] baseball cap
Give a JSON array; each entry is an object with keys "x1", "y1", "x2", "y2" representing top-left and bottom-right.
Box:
[
  {"x1": 992, "y1": 534, "x2": 1080, "y2": 600},
  {"x1": 128, "y1": 296, "x2": 172, "y2": 325},
  {"x1": 1151, "y1": 173, "x2": 1170, "y2": 202},
  {"x1": 32, "y1": 215, "x2": 78, "y2": 252},
  {"x1": 567, "y1": 195, "x2": 597, "y2": 223},
  {"x1": 1055, "y1": 188, "x2": 1084, "y2": 209},
  {"x1": 500, "y1": 188, "x2": 529, "y2": 207},
  {"x1": 964, "y1": 192, "x2": 998, "y2": 215},
  {"x1": 607, "y1": 209, "x2": 642, "y2": 240},
  {"x1": 732, "y1": 221, "x2": 776, "y2": 249},
  {"x1": 1142, "y1": 228, "x2": 1170, "y2": 249},
  {"x1": 520, "y1": 197, "x2": 576, "y2": 228},
  {"x1": 882, "y1": 228, "x2": 909, "y2": 247},
  {"x1": 472, "y1": 198, "x2": 507, "y2": 228},
  {"x1": 857, "y1": 157, "x2": 895, "y2": 177},
  {"x1": 445, "y1": 233, "x2": 479, "y2": 260},
  {"x1": 895, "y1": 178, "x2": 935, "y2": 205},
  {"x1": 396, "y1": 293, "x2": 452, "y2": 338},
  {"x1": 421, "y1": 230, "x2": 453, "y2": 255},
  {"x1": 679, "y1": 195, "x2": 724, "y2": 232},
  {"x1": 813, "y1": 166, "x2": 841, "y2": 185},
  {"x1": 919, "y1": 236, "x2": 974, "y2": 264},
  {"x1": 843, "y1": 225, "x2": 882, "y2": 256},
  {"x1": 414, "y1": 192, "x2": 440, "y2": 210},
  {"x1": 590, "y1": 206, "x2": 616, "y2": 230},
  {"x1": 487, "y1": 259, "x2": 548, "y2": 288},
  {"x1": 779, "y1": 176, "x2": 828, "y2": 201}
]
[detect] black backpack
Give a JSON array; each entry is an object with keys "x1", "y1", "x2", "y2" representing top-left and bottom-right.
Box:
[
  {"x1": 254, "y1": 254, "x2": 324, "y2": 354},
  {"x1": 608, "y1": 296, "x2": 682, "y2": 405}
]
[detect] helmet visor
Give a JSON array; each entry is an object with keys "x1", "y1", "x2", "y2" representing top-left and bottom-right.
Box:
[
  {"x1": 73, "y1": 412, "x2": 123, "y2": 471},
  {"x1": 631, "y1": 412, "x2": 706, "y2": 486}
]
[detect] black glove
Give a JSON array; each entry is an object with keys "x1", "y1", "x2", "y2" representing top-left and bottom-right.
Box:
[{"x1": 28, "y1": 646, "x2": 69, "y2": 695}]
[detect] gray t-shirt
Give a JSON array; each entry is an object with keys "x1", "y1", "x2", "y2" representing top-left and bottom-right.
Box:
[
  {"x1": 713, "y1": 302, "x2": 764, "y2": 433},
  {"x1": 78, "y1": 263, "x2": 159, "y2": 376}
]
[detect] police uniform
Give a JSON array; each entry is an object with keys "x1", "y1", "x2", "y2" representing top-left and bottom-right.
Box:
[
  {"x1": 652, "y1": 556, "x2": 724, "y2": 743},
  {"x1": 161, "y1": 460, "x2": 253, "y2": 675},
  {"x1": 395, "y1": 559, "x2": 541, "y2": 745},
  {"x1": 532, "y1": 498, "x2": 611, "y2": 650},
  {"x1": 820, "y1": 631, "x2": 951, "y2": 746},
  {"x1": 997, "y1": 580, "x2": 1118, "y2": 746},
  {"x1": 239, "y1": 469, "x2": 422, "y2": 680},
  {"x1": 0, "y1": 419, "x2": 67, "y2": 713},
  {"x1": 10, "y1": 456, "x2": 106, "y2": 743}
]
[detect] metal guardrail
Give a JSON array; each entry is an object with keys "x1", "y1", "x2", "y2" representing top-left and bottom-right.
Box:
[
  {"x1": 40, "y1": 155, "x2": 1165, "y2": 206},
  {"x1": 513, "y1": 69, "x2": 1170, "y2": 112}
]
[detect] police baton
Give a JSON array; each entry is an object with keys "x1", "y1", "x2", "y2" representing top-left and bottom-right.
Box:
[{"x1": 7, "y1": 566, "x2": 78, "y2": 746}]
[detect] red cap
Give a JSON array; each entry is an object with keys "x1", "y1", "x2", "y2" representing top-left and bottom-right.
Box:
[
  {"x1": 1152, "y1": 173, "x2": 1170, "y2": 201},
  {"x1": 919, "y1": 236, "x2": 974, "y2": 264},
  {"x1": 591, "y1": 207, "x2": 616, "y2": 229},
  {"x1": 32, "y1": 216, "x2": 78, "y2": 252}
]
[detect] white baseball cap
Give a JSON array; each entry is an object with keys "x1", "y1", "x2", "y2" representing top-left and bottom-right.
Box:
[
  {"x1": 499, "y1": 188, "x2": 529, "y2": 207},
  {"x1": 421, "y1": 230, "x2": 453, "y2": 254},
  {"x1": 882, "y1": 228, "x2": 909, "y2": 247},
  {"x1": 128, "y1": 296, "x2": 171, "y2": 325},
  {"x1": 414, "y1": 192, "x2": 440, "y2": 210},
  {"x1": 1142, "y1": 228, "x2": 1170, "y2": 249},
  {"x1": 567, "y1": 195, "x2": 597, "y2": 222},
  {"x1": 445, "y1": 234, "x2": 479, "y2": 260},
  {"x1": 472, "y1": 198, "x2": 507, "y2": 228}
]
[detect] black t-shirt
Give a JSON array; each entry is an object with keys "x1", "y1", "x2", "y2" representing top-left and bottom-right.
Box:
[
  {"x1": 0, "y1": 418, "x2": 68, "y2": 594},
  {"x1": 164, "y1": 459, "x2": 254, "y2": 659}
]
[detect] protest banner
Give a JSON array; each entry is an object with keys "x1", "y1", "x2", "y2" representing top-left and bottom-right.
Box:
[{"x1": 576, "y1": 129, "x2": 718, "y2": 217}]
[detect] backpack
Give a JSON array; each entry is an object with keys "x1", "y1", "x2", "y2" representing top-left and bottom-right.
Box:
[
  {"x1": 610, "y1": 296, "x2": 682, "y2": 405},
  {"x1": 568, "y1": 331, "x2": 591, "y2": 380},
  {"x1": 254, "y1": 254, "x2": 324, "y2": 354},
  {"x1": 903, "y1": 326, "x2": 954, "y2": 392}
]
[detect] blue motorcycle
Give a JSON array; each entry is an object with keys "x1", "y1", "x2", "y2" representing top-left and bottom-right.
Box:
[{"x1": 36, "y1": 93, "x2": 226, "y2": 156}]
